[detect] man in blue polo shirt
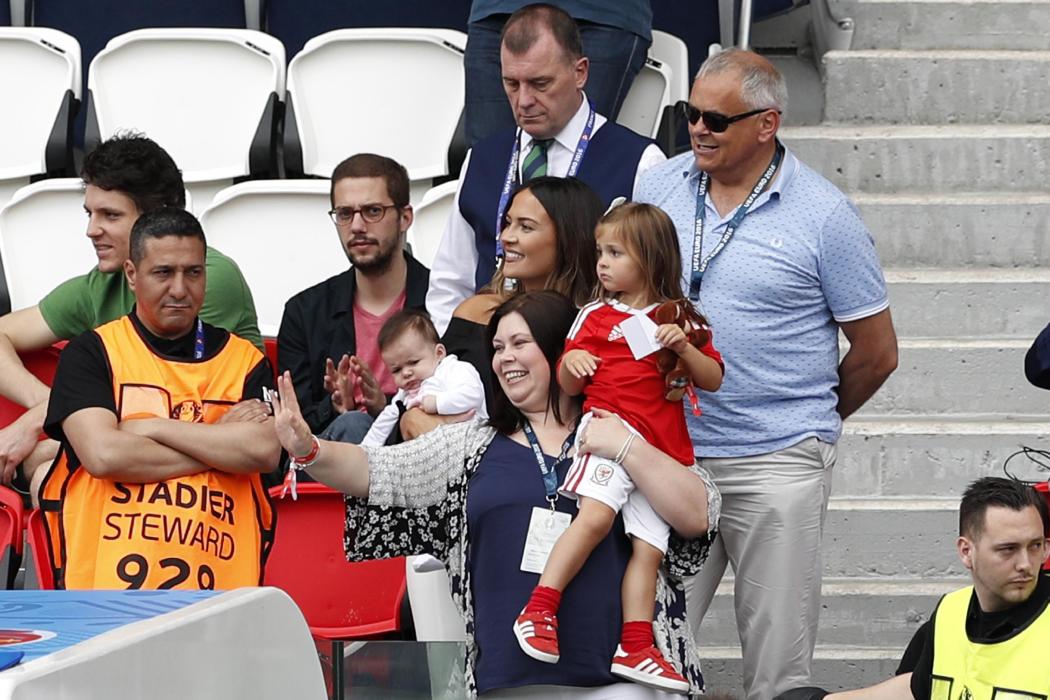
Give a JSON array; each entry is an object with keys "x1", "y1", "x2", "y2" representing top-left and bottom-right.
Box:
[
  {"x1": 636, "y1": 49, "x2": 899, "y2": 699},
  {"x1": 426, "y1": 3, "x2": 665, "y2": 334}
]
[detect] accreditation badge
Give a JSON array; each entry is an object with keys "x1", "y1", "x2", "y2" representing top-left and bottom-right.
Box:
[{"x1": 520, "y1": 506, "x2": 571, "y2": 574}]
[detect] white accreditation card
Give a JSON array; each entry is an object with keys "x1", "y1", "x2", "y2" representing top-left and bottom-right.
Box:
[{"x1": 520, "y1": 506, "x2": 572, "y2": 574}]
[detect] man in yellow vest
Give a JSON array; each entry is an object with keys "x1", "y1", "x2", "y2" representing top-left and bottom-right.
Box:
[
  {"x1": 777, "y1": 476, "x2": 1050, "y2": 700},
  {"x1": 39, "y1": 208, "x2": 280, "y2": 590}
]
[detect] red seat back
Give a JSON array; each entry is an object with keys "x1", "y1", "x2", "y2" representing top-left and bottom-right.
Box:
[
  {"x1": 263, "y1": 483, "x2": 406, "y2": 639},
  {"x1": 0, "y1": 344, "x2": 64, "y2": 428},
  {"x1": 0, "y1": 486, "x2": 24, "y2": 587},
  {"x1": 25, "y1": 509, "x2": 56, "y2": 589},
  {"x1": 264, "y1": 337, "x2": 279, "y2": 383}
]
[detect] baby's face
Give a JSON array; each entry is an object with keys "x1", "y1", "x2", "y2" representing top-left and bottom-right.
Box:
[{"x1": 381, "y1": 330, "x2": 445, "y2": 393}]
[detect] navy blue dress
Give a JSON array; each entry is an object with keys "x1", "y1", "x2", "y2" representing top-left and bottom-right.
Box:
[{"x1": 466, "y1": 434, "x2": 633, "y2": 694}]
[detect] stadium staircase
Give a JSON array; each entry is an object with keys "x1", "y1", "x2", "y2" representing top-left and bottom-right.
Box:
[{"x1": 699, "y1": 0, "x2": 1050, "y2": 691}]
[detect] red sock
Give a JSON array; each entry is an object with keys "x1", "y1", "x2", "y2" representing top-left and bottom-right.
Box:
[
  {"x1": 620, "y1": 620, "x2": 654, "y2": 653},
  {"x1": 524, "y1": 585, "x2": 562, "y2": 615}
]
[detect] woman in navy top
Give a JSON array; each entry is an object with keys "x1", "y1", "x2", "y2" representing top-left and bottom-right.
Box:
[{"x1": 272, "y1": 291, "x2": 720, "y2": 697}]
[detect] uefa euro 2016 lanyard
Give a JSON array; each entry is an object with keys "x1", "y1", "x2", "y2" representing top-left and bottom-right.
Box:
[
  {"x1": 520, "y1": 420, "x2": 576, "y2": 573},
  {"x1": 494, "y1": 102, "x2": 596, "y2": 261},
  {"x1": 688, "y1": 143, "x2": 784, "y2": 302},
  {"x1": 521, "y1": 421, "x2": 576, "y2": 510},
  {"x1": 193, "y1": 319, "x2": 204, "y2": 359}
]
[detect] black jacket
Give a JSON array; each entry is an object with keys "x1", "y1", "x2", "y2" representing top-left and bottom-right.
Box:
[{"x1": 277, "y1": 253, "x2": 429, "y2": 433}]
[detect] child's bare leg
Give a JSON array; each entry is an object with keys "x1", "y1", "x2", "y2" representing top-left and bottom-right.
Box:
[
  {"x1": 611, "y1": 537, "x2": 690, "y2": 693},
  {"x1": 621, "y1": 537, "x2": 663, "y2": 623},
  {"x1": 538, "y1": 496, "x2": 616, "y2": 590},
  {"x1": 515, "y1": 496, "x2": 618, "y2": 663}
]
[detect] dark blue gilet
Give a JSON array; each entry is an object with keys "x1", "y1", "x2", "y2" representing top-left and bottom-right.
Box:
[{"x1": 459, "y1": 122, "x2": 654, "y2": 290}]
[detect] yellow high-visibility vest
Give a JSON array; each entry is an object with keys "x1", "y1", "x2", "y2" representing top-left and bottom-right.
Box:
[{"x1": 930, "y1": 584, "x2": 1050, "y2": 700}]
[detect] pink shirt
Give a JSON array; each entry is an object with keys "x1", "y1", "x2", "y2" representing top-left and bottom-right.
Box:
[{"x1": 351, "y1": 289, "x2": 406, "y2": 406}]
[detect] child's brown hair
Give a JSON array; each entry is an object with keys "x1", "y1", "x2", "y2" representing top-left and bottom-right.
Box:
[{"x1": 596, "y1": 202, "x2": 684, "y2": 305}]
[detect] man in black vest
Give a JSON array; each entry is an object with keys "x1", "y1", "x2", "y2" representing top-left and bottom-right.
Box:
[{"x1": 426, "y1": 3, "x2": 665, "y2": 334}]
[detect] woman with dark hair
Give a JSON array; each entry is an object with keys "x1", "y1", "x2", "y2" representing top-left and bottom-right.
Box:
[
  {"x1": 409, "y1": 177, "x2": 604, "y2": 438},
  {"x1": 273, "y1": 291, "x2": 720, "y2": 699}
]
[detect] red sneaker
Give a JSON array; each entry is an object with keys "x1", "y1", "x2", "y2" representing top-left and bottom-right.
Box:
[
  {"x1": 610, "y1": 644, "x2": 690, "y2": 694},
  {"x1": 512, "y1": 608, "x2": 560, "y2": 663}
]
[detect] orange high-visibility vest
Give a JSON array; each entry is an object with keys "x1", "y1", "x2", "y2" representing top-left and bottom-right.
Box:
[{"x1": 40, "y1": 316, "x2": 275, "y2": 590}]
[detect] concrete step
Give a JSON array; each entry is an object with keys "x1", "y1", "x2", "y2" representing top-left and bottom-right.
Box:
[
  {"x1": 824, "y1": 50, "x2": 1050, "y2": 124},
  {"x1": 840, "y1": 0, "x2": 1050, "y2": 51},
  {"x1": 779, "y1": 125, "x2": 1050, "y2": 194},
  {"x1": 884, "y1": 268, "x2": 1050, "y2": 338},
  {"x1": 856, "y1": 193, "x2": 1050, "y2": 268},
  {"x1": 837, "y1": 416, "x2": 1050, "y2": 498},
  {"x1": 700, "y1": 644, "x2": 901, "y2": 693},
  {"x1": 699, "y1": 577, "x2": 960, "y2": 648},
  {"x1": 855, "y1": 338, "x2": 1048, "y2": 416},
  {"x1": 824, "y1": 498, "x2": 962, "y2": 576}
]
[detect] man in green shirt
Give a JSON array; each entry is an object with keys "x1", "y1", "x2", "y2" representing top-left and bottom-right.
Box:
[{"x1": 0, "y1": 134, "x2": 262, "y2": 494}]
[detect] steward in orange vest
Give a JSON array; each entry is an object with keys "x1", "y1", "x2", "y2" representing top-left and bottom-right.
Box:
[{"x1": 38, "y1": 208, "x2": 280, "y2": 589}]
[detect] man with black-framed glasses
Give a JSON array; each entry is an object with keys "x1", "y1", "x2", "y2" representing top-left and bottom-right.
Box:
[
  {"x1": 637, "y1": 49, "x2": 899, "y2": 699},
  {"x1": 277, "y1": 153, "x2": 430, "y2": 449}
]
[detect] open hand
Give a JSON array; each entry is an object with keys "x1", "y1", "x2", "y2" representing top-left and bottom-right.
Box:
[
  {"x1": 273, "y1": 371, "x2": 314, "y2": 458},
  {"x1": 324, "y1": 354, "x2": 355, "y2": 414},
  {"x1": 350, "y1": 356, "x2": 386, "y2": 417}
]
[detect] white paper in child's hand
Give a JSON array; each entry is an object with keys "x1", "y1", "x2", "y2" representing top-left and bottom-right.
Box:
[{"x1": 621, "y1": 314, "x2": 662, "y2": 360}]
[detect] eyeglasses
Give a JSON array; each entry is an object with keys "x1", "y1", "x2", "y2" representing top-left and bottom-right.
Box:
[
  {"x1": 328, "y1": 204, "x2": 399, "y2": 226},
  {"x1": 677, "y1": 101, "x2": 779, "y2": 133}
]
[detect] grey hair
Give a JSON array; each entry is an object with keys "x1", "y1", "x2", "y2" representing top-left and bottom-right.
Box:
[{"x1": 696, "y1": 48, "x2": 788, "y2": 114}]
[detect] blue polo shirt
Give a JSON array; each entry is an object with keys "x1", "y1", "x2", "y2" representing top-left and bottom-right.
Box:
[{"x1": 636, "y1": 148, "x2": 889, "y2": 458}]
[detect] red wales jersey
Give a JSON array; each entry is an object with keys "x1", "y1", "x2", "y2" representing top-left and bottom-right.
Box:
[{"x1": 561, "y1": 300, "x2": 723, "y2": 465}]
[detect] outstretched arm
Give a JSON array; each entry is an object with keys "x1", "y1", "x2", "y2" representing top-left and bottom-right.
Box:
[{"x1": 273, "y1": 371, "x2": 371, "y2": 497}]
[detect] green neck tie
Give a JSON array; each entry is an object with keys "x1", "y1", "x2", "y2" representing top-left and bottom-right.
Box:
[{"x1": 521, "y1": 139, "x2": 553, "y2": 181}]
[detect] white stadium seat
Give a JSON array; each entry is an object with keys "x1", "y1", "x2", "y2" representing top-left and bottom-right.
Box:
[
  {"x1": 0, "y1": 180, "x2": 194, "y2": 315},
  {"x1": 407, "y1": 179, "x2": 458, "y2": 270},
  {"x1": 0, "y1": 28, "x2": 81, "y2": 211},
  {"x1": 86, "y1": 28, "x2": 286, "y2": 212},
  {"x1": 284, "y1": 28, "x2": 467, "y2": 188},
  {"x1": 199, "y1": 180, "x2": 342, "y2": 337},
  {"x1": 651, "y1": 29, "x2": 691, "y2": 105},
  {"x1": 0, "y1": 179, "x2": 96, "y2": 313},
  {"x1": 616, "y1": 39, "x2": 676, "y2": 140}
]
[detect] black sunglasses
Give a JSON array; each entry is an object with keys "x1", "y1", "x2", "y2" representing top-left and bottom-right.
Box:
[{"x1": 677, "y1": 101, "x2": 778, "y2": 133}]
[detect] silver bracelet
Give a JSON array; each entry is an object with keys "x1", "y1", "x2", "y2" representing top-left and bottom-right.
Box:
[{"x1": 613, "y1": 433, "x2": 636, "y2": 465}]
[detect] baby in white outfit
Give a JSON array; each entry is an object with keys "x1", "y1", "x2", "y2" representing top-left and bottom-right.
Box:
[{"x1": 361, "y1": 309, "x2": 487, "y2": 447}]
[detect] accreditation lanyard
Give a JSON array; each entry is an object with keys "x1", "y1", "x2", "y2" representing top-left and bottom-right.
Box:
[
  {"x1": 521, "y1": 421, "x2": 575, "y2": 510},
  {"x1": 494, "y1": 102, "x2": 596, "y2": 259},
  {"x1": 193, "y1": 319, "x2": 204, "y2": 360},
  {"x1": 688, "y1": 144, "x2": 784, "y2": 302}
]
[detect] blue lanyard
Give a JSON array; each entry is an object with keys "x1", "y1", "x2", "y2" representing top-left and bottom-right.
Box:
[
  {"x1": 688, "y1": 144, "x2": 784, "y2": 302},
  {"x1": 494, "y1": 101, "x2": 596, "y2": 260},
  {"x1": 193, "y1": 319, "x2": 204, "y2": 360},
  {"x1": 521, "y1": 421, "x2": 575, "y2": 509}
]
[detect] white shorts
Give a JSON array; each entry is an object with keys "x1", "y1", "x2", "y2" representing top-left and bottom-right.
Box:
[{"x1": 559, "y1": 412, "x2": 670, "y2": 553}]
